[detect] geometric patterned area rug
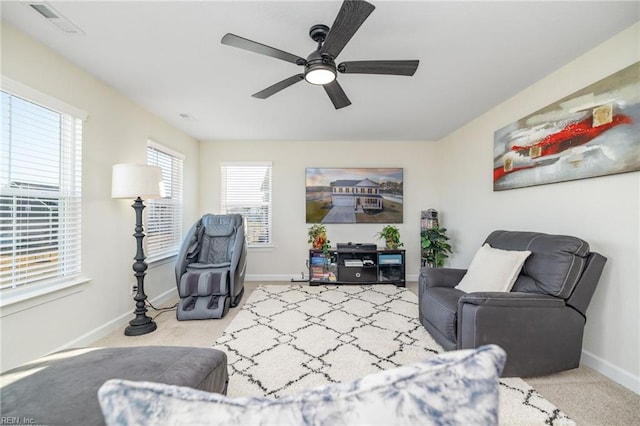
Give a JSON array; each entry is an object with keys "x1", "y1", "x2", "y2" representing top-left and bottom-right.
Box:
[{"x1": 213, "y1": 285, "x2": 575, "y2": 425}]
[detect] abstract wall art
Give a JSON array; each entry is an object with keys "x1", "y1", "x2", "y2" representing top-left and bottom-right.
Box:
[{"x1": 494, "y1": 62, "x2": 640, "y2": 191}]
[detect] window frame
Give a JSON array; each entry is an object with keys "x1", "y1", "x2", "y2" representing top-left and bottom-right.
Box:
[
  {"x1": 0, "y1": 76, "x2": 87, "y2": 307},
  {"x1": 145, "y1": 140, "x2": 184, "y2": 263},
  {"x1": 220, "y1": 162, "x2": 273, "y2": 248}
]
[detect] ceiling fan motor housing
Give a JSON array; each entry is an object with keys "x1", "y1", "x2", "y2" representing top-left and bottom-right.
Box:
[
  {"x1": 304, "y1": 50, "x2": 337, "y2": 85},
  {"x1": 304, "y1": 24, "x2": 337, "y2": 85}
]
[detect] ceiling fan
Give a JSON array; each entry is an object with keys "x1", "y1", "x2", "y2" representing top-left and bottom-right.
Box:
[{"x1": 221, "y1": 0, "x2": 419, "y2": 109}]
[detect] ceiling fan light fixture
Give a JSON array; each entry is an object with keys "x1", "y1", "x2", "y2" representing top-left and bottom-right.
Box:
[{"x1": 304, "y1": 64, "x2": 336, "y2": 85}]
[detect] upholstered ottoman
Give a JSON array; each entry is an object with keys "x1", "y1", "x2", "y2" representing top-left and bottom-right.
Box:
[{"x1": 0, "y1": 346, "x2": 228, "y2": 426}]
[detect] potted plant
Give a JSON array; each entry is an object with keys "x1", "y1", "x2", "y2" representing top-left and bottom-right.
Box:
[
  {"x1": 307, "y1": 224, "x2": 330, "y2": 253},
  {"x1": 376, "y1": 225, "x2": 404, "y2": 249},
  {"x1": 421, "y1": 227, "x2": 452, "y2": 267}
]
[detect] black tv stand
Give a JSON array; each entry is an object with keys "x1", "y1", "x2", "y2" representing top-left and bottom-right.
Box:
[{"x1": 309, "y1": 246, "x2": 405, "y2": 287}]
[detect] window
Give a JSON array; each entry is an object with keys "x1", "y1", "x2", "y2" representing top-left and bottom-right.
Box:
[
  {"x1": 146, "y1": 141, "x2": 184, "y2": 261},
  {"x1": 221, "y1": 162, "x2": 272, "y2": 247},
  {"x1": 0, "y1": 78, "x2": 84, "y2": 293}
]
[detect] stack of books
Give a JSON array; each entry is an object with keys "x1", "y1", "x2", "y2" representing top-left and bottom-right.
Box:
[{"x1": 311, "y1": 253, "x2": 329, "y2": 280}]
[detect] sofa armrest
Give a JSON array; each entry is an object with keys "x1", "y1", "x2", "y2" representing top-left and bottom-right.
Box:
[
  {"x1": 419, "y1": 268, "x2": 467, "y2": 306},
  {"x1": 459, "y1": 292, "x2": 565, "y2": 308},
  {"x1": 419, "y1": 267, "x2": 467, "y2": 289},
  {"x1": 457, "y1": 292, "x2": 585, "y2": 377}
]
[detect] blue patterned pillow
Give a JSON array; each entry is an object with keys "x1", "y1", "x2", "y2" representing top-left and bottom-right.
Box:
[{"x1": 99, "y1": 345, "x2": 506, "y2": 426}]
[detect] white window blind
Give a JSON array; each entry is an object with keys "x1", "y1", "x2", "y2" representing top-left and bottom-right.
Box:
[
  {"x1": 0, "y1": 85, "x2": 83, "y2": 292},
  {"x1": 221, "y1": 162, "x2": 272, "y2": 247},
  {"x1": 146, "y1": 141, "x2": 183, "y2": 261}
]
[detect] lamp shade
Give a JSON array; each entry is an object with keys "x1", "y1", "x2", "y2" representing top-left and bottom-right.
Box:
[{"x1": 111, "y1": 164, "x2": 164, "y2": 199}]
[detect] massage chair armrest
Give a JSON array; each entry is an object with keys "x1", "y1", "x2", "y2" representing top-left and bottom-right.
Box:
[
  {"x1": 459, "y1": 292, "x2": 565, "y2": 308},
  {"x1": 175, "y1": 221, "x2": 200, "y2": 284}
]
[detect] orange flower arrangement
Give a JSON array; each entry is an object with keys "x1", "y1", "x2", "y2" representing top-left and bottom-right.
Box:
[{"x1": 307, "y1": 224, "x2": 330, "y2": 252}]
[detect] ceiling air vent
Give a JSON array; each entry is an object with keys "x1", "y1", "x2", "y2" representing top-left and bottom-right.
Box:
[{"x1": 27, "y1": 2, "x2": 84, "y2": 35}]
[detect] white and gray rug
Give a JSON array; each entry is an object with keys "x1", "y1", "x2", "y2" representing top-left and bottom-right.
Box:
[{"x1": 213, "y1": 284, "x2": 575, "y2": 425}]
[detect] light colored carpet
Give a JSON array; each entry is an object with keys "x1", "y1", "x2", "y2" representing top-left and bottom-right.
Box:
[
  {"x1": 213, "y1": 284, "x2": 573, "y2": 425},
  {"x1": 92, "y1": 281, "x2": 640, "y2": 425}
]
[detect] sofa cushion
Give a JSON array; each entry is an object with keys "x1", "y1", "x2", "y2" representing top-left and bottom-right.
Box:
[
  {"x1": 456, "y1": 244, "x2": 531, "y2": 293},
  {"x1": 0, "y1": 346, "x2": 228, "y2": 426},
  {"x1": 99, "y1": 345, "x2": 506, "y2": 426},
  {"x1": 485, "y1": 230, "x2": 589, "y2": 298},
  {"x1": 420, "y1": 286, "x2": 465, "y2": 344}
]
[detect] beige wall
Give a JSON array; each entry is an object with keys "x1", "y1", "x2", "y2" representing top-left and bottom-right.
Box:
[
  {"x1": 199, "y1": 140, "x2": 441, "y2": 280},
  {"x1": 437, "y1": 23, "x2": 640, "y2": 392},
  {"x1": 0, "y1": 24, "x2": 200, "y2": 371}
]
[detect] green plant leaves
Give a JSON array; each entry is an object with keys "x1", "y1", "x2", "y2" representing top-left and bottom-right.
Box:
[{"x1": 420, "y1": 226, "x2": 453, "y2": 268}]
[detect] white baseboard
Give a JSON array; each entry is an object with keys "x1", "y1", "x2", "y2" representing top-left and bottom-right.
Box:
[
  {"x1": 50, "y1": 288, "x2": 178, "y2": 354},
  {"x1": 246, "y1": 274, "x2": 310, "y2": 282},
  {"x1": 406, "y1": 273, "x2": 419, "y2": 282},
  {"x1": 581, "y1": 349, "x2": 640, "y2": 394}
]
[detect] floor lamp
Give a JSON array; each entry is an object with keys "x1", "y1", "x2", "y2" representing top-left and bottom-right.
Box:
[{"x1": 112, "y1": 164, "x2": 164, "y2": 336}]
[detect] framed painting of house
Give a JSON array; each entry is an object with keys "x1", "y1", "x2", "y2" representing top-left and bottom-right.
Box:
[
  {"x1": 306, "y1": 168, "x2": 403, "y2": 224},
  {"x1": 493, "y1": 62, "x2": 640, "y2": 191}
]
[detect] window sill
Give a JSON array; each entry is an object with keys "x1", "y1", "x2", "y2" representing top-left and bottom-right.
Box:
[
  {"x1": 248, "y1": 245, "x2": 275, "y2": 252},
  {"x1": 147, "y1": 253, "x2": 177, "y2": 267},
  {"x1": 0, "y1": 276, "x2": 91, "y2": 317}
]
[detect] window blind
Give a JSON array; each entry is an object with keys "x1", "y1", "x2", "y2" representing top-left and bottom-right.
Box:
[
  {"x1": 0, "y1": 89, "x2": 82, "y2": 291},
  {"x1": 146, "y1": 142, "x2": 183, "y2": 261},
  {"x1": 220, "y1": 163, "x2": 272, "y2": 247}
]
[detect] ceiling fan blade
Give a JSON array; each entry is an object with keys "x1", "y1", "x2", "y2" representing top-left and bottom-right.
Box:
[
  {"x1": 221, "y1": 33, "x2": 306, "y2": 65},
  {"x1": 323, "y1": 80, "x2": 351, "y2": 109},
  {"x1": 321, "y1": 0, "x2": 375, "y2": 59},
  {"x1": 338, "y1": 60, "x2": 419, "y2": 76},
  {"x1": 252, "y1": 74, "x2": 304, "y2": 99}
]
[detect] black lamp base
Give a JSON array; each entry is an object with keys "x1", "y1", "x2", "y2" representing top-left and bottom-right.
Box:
[
  {"x1": 124, "y1": 316, "x2": 157, "y2": 336},
  {"x1": 124, "y1": 197, "x2": 158, "y2": 337}
]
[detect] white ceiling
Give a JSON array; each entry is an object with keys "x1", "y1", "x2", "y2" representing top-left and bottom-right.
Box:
[{"x1": 2, "y1": 1, "x2": 639, "y2": 142}]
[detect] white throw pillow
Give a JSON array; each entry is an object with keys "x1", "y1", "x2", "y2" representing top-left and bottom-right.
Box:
[
  {"x1": 99, "y1": 345, "x2": 506, "y2": 426},
  {"x1": 456, "y1": 244, "x2": 531, "y2": 293}
]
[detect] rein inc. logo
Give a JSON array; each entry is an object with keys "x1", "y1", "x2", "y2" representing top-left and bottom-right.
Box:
[{"x1": 1, "y1": 417, "x2": 35, "y2": 424}]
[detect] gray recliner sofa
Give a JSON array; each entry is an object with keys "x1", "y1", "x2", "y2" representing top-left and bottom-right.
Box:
[
  {"x1": 175, "y1": 214, "x2": 247, "y2": 320},
  {"x1": 418, "y1": 230, "x2": 607, "y2": 377}
]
